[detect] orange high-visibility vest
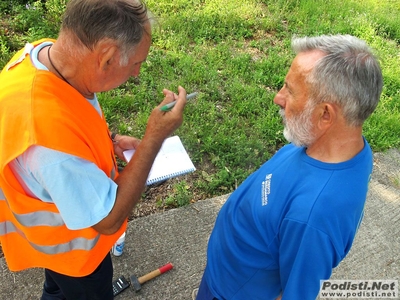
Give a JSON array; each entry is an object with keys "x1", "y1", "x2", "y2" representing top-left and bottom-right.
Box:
[{"x1": 0, "y1": 40, "x2": 126, "y2": 277}]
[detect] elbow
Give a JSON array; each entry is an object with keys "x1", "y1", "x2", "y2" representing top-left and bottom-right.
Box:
[
  {"x1": 92, "y1": 219, "x2": 123, "y2": 235},
  {"x1": 98, "y1": 227, "x2": 120, "y2": 236}
]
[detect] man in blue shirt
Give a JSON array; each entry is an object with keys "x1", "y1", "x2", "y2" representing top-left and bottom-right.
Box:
[{"x1": 195, "y1": 35, "x2": 383, "y2": 299}]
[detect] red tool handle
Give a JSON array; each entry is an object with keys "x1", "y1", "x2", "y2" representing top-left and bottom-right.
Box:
[
  {"x1": 138, "y1": 263, "x2": 174, "y2": 284},
  {"x1": 159, "y1": 262, "x2": 173, "y2": 274}
]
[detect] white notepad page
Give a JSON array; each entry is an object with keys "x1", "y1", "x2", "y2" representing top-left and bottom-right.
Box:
[{"x1": 123, "y1": 136, "x2": 196, "y2": 185}]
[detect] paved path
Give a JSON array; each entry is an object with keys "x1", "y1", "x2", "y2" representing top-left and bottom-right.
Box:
[{"x1": 1, "y1": 149, "x2": 399, "y2": 299}]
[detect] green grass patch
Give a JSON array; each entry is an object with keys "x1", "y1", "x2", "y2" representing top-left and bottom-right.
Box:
[{"x1": 1, "y1": 0, "x2": 400, "y2": 206}]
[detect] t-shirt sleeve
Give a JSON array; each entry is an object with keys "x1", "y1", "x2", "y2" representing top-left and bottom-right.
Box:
[
  {"x1": 13, "y1": 145, "x2": 117, "y2": 230},
  {"x1": 279, "y1": 219, "x2": 341, "y2": 299}
]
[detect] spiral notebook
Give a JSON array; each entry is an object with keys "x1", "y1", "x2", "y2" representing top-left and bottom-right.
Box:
[{"x1": 123, "y1": 136, "x2": 196, "y2": 185}]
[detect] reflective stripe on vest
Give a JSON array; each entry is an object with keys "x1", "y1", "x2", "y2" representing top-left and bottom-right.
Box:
[
  {"x1": 0, "y1": 197, "x2": 100, "y2": 254},
  {"x1": 14, "y1": 209, "x2": 65, "y2": 227},
  {"x1": 0, "y1": 219, "x2": 100, "y2": 254},
  {"x1": 0, "y1": 197, "x2": 64, "y2": 227}
]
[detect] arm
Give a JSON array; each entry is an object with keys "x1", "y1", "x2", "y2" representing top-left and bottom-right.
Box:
[
  {"x1": 92, "y1": 87, "x2": 187, "y2": 234},
  {"x1": 279, "y1": 219, "x2": 340, "y2": 300}
]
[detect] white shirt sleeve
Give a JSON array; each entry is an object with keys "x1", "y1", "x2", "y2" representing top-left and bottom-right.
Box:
[{"x1": 9, "y1": 145, "x2": 118, "y2": 230}]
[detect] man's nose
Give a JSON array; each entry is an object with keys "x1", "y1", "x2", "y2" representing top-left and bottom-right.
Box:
[
  {"x1": 132, "y1": 63, "x2": 142, "y2": 77},
  {"x1": 273, "y1": 88, "x2": 285, "y2": 108}
]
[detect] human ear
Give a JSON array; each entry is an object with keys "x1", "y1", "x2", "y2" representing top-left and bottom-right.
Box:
[
  {"x1": 318, "y1": 103, "x2": 336, "y2": 129},
  {"x1": 97, "y1": 43, "x2": 118, "y2": 71}
]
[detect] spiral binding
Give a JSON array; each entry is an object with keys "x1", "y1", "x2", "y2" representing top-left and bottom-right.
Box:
[{"x1": 147, "y1": 167, "x2": 196, "y2": 185}]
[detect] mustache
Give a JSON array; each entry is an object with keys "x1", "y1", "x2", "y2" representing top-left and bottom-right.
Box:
[{"x1": 279, "y1": 109, "x2": 286, "y2": 123}]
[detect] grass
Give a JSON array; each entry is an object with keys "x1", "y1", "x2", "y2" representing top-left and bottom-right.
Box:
[{"x1": 1, "y1": 0, "x2": 400, "y2": 206}]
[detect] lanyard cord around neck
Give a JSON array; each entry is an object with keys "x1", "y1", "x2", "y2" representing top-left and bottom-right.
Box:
[{"x1": 47, "y1": 45, "x2": 71, "y2": 85}]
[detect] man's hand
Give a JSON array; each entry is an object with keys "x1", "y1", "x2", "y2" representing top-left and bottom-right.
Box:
[
  {"x1": 144, "y1": 86, "x2": 187, "y2": 142},
  {"x1": 112, "y1": 135, "x2": 141, "y2": 161},
  {"x1": 111, "y1": 86, "x2": 187, "y2": 162}
]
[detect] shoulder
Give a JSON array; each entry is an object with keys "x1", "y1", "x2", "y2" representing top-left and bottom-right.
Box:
[{"x1": 18, "y1": 145, "x2": 89, "y2": 173}]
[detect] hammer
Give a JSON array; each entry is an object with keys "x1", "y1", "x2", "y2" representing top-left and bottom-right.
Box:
[{"x1": 130, "y1": 262, "x2": 173, "y2": 292}]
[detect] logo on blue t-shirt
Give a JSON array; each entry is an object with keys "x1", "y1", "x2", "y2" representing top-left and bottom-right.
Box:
[{"x1": 261, "y1": 174, "x2": 272, "y2": 206}]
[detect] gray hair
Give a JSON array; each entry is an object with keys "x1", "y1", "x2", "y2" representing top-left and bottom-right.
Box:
[
  {"x1": 292, "y1": 35, "x2": 383, "y2": 126},
  {"x1": 61, "y1": 0, "x2": 154, "y2": 65}
]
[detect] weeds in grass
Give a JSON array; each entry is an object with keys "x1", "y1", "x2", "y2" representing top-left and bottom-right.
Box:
[{"x1": 157, "y1": 181, "x2": 193, "y2": 208}]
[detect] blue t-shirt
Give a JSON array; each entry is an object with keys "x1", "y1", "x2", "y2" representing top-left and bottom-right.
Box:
[{"x1": 204, "y1": 140, "x2": 372, "y2": 299}]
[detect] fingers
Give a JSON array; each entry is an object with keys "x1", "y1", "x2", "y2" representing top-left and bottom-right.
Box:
[
  {"x1": 144, "y1": 87, "x2": 187, "y2": 140},
  {"x1": 161, "y1": 89, "x2": 176, "y2": 104},
  {"x1": 113, "y1": 136, "x2": 141, "y2": 160},
  {"x1": 160, "y1": 87, "x2": 187, "y2": 111},
  {"x1": 173, "y1": 86, "x2": 187, "y2": 111},
  {"x1": 116, "y1": 135, "x2": 141, "y2": 150}
]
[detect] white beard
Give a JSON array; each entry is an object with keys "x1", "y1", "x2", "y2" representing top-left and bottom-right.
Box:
[{"x1": 280, "y1": 102, "x2": 316, "y2": 147}]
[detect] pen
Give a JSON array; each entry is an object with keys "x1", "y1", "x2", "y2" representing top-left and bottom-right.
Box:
[{"x1": 160, "y1": 92, "x2": 199, "y2": 112}]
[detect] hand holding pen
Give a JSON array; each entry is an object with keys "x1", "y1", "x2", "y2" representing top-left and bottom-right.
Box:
[
  {"x1": 144, "y1": 87, "x2": 187, "y2": 142},
  {"x1": 160, "y1": 92, "x2": 199, "y2": 112}
]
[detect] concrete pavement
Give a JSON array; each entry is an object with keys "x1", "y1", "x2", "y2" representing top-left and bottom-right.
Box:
[{"x1": 1, "y1": 149, "x2": 399, "y2": 299}]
